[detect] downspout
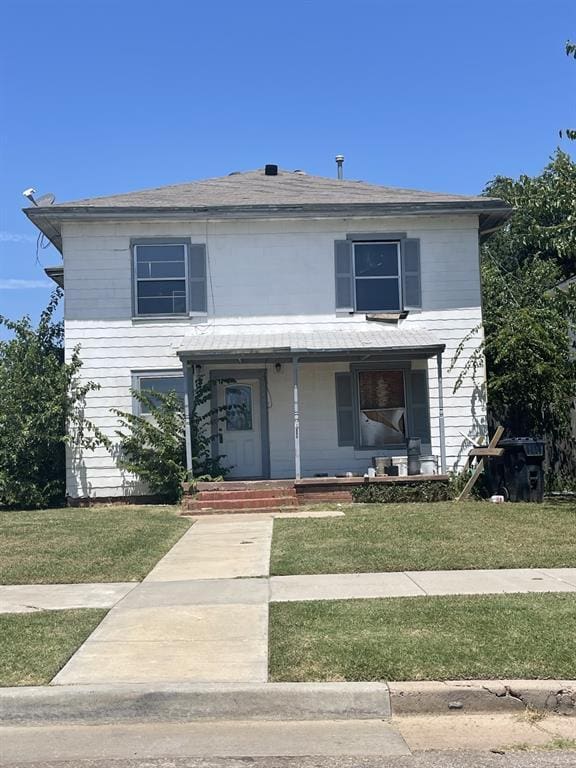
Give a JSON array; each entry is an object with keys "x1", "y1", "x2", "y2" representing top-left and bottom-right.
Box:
[
  {"x1": 436, "y1": 352, "x2": 447, "y2": 474},
  {"x1": 293, "y1": 356, "x2": 301, "y2": 480},
  {"x1": 183, "y1": 358, "x2": 194, "y2": 477}
]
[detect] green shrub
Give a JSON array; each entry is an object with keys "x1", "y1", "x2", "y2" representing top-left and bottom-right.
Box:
[
  {"x1": 112, "y1": 389, "x2": 188, "y2": 503},
  {"x1": 112, "y1": 374, "x2": 230, "y2": 503},
  {"x1": 352, "y1": 480, "x2": 452, "y2": 504},
  {"x1": 0, "y1": 291, "x2": 108, "y2": 509}
]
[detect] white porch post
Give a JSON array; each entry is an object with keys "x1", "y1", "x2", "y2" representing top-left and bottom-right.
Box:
[
  {"x1": 183, "y1": 359, "x2": 195, "y2": 477},
  {"x1": 292, "y1": 356, "x2": 301, "y2": 480},
  {"x1": 436, "y1": 351, "x2": 447, "y2": 474}
]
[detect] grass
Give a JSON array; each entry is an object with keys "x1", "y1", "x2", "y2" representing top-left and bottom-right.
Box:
[
  {"x1": 0, "y1": 505, "x2": 191, "y2": 584},
  {"x1": 271, "y1": 500, "x2": 576, "y2": 575},
  {"x1": 269, "y1": 593, "x2": 576, "y2": 682},
  {"x1": 0, "y1": 609, "x2": 107, "y2": 686}
]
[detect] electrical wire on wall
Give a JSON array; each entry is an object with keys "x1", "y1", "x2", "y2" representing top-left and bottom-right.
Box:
[{"x1": 34, "y1": 232, "x2": 51, "y2": 266}]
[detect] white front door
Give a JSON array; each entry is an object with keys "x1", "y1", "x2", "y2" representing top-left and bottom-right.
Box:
[{"x1": 217, "y1": 379, "x2": 263, "y2": 478}]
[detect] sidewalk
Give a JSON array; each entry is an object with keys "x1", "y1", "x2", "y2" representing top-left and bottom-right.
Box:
[
  {"x1": 0, "y1": 583, "x2": 135, "y2": 614},
  {"x1": 52, "y1": 518, "x2": 274, "y2": 685},
  {"x1": 3, "y1": 511, "x2": 572, "y2": 686}
]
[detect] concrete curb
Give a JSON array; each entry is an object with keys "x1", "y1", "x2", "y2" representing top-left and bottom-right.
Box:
[
  {"x1": 2, "y1": 680, "x2": 575, "y2": 726},
  {"x1": 389, "y1": 680, "x2": 576, "y2": 716},
  {"x1": 0, "y1": 682, "x2": 391, "y2": 725}
]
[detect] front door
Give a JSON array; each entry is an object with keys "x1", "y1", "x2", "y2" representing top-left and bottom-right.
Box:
[{"x1": 217, "y1": 379, "x2": 263, "y2": 478}]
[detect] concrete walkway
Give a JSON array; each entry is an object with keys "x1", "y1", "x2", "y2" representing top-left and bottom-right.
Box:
[
  {"x1": 38, "y1": 511, "x2": 576, "y2": 687},
  {"x1": 52, "y1": 518, "x2": 274, "y2": 685},
  {"x1": 270, "y1": 567, "x2": 576, "y2": 602},
  {"x1": 0, "y1": 583, "x2": 136, "y2": 614}
]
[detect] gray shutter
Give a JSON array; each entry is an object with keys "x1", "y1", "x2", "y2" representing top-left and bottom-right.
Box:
[
  {"x1": 409, "y1": 369, "x2": 431, "y2": 445},
  {"x1": 189, "y1": 244, "x2": 207, "y2": 313},
  {"x1": 334, "y1": 240, "x2": 354, "y2": 311},
  {"x1": 401, "y1": 238, "x2": 422, "y2": 309},
  {"x1": 335, "y1": 372, "x2": 354, "y2": 446}
]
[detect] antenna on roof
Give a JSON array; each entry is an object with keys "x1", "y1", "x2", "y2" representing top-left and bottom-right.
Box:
[
  {"x1": 37, "y1": 193, "x2": 56, "y2": 206},
  {"x1": 335, "y1": 154, "x2": 344, "y2": 180}
]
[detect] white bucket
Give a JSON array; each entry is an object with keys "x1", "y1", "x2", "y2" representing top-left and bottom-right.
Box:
[{"x1": 421, "y1": 455, "x2": 438, "y2": 475}]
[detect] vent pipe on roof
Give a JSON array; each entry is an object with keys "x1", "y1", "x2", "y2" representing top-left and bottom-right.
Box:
[
  {"x1": 264, "y1": 164, "x2": 278, "y2": 176},
  {"x1": 335, "y1": 154, "x2": 344, "y2": 179}
]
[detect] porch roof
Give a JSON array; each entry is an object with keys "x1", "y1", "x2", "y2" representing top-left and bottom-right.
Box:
[{"x1": 177, "y1": 324, "x2": 445, "y2": 360}]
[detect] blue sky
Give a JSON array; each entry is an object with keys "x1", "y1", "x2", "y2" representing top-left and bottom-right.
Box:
[{"x1": 1, "y1": 0, "x2": 574, "y2": 328}]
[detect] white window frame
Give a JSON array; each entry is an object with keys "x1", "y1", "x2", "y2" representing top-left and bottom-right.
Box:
[
  {"x1": 133, "y1": 242, "x2": 189, "y2": 318},
  {"x1": 132, "y1": 370, "x2": 185, "y2": 416},
  {"x1": 353, "y1": 241, "x2": 402, "y2": 312}
]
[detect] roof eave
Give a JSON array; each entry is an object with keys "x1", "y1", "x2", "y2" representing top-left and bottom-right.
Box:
[
  {"x1": 23, "y1": 208, "x2": 63, "y2": 252},
  {"x1": 24, "y1": 200, "x2": 513, "y2": 254},
  {"x1": 177, "y1": 343, "x2": 446, "y2": 361}
]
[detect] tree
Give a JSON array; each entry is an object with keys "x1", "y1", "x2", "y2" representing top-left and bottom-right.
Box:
[
  {"x1": 0, "y1": 290, "x2": 108, "y2": 508},
  {"x1": 454, "y1": 151, "x2": 576, "y2": 484},
  {"x1": 560, "y1": 41, "x2": 576, "y2": 141},
  {"x1": 483, "y1": 150, "x2": 576, "y2": 278}
]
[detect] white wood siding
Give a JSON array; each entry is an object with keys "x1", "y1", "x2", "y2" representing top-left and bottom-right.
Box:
[{"x1": 62, "y1": 215, "x2": 486, "y2": 497}]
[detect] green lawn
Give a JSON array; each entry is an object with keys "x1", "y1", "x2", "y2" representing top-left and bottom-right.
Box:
[
  {"x1": 269, "y1": 593, "x2": 576, "y2": 682},
  {"x1": 0, "y1": 609, "x2": 107, "y2": 686},
  {"x1": 271, "y1": 501, "x2": 576, "y2": 575},
  {"x1": 0, "y1": 505, "x2": 191, "y2": 584}
]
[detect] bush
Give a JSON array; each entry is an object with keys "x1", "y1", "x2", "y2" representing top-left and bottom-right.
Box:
[
  {"x1": 352, "y1": 480, "x2": 453, "y2": 504},
  {"x1": 112, "y1": 389, "x2": 188, "y2": 503},
  {"x1": 112, "y1": 374, "x2": 230, "y2": 503},
  {"x1": 0, "y1": 291, "x2": 107, "y2": 509}
]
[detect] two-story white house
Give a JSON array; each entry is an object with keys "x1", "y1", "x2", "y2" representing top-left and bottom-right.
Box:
[{"x1": 26, "y1": 164, "x2": 511, "y2": 502}]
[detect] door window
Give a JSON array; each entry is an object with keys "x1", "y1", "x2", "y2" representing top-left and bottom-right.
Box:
[{"x1": 225, "y1": 385, "x2": 253, "y2": 431}]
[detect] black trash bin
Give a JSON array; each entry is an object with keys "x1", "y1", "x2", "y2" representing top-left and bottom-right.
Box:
[{"x1": 489, "y1": 438, "x2": 545, "y2": 502}]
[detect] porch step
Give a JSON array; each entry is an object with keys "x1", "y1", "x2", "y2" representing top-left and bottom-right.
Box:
[
  {"x1": 181, "y1": 505, "x2": 300, "y2": 517},
  {"x1": 195, "y1": 489, "x2": 297, "y2": 502},
  {"x1": 182, "y1": 495, "x2": 298, "y2": 513},
  {"x1": 194, "y1": 480, "x2": 293, "y2": 492}
]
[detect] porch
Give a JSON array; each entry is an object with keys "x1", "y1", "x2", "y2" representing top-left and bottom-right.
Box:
[
  {"x1": 177, "y1": 323, "x2": 448, "y2": 487},
  {"x1": 182, "y1": 475, "x2": 450, "y2": 514}
]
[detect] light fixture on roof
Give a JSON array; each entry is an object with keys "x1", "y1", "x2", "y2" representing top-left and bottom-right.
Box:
[
  {"x1": 335, "y1": 154, "x2": 344, "y2": 180},
  {"x1": 22, "y1": 188, "x2": 56, "y2": 206}
]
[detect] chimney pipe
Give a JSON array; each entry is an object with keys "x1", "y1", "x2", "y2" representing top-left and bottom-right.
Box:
[{"x1": 335, "y1": 154, "x2": 344, "y2": 180}]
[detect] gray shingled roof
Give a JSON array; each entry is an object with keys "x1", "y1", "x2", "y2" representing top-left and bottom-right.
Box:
[
  {"x1": 52, "y1": 168, "x2": 493, "y2": 209},
  {"x1": 24, "y1": 167, "x2": 513, "y2": 253}
]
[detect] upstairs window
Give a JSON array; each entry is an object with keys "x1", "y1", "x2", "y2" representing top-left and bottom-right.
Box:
[
  {"x1": 334, "y1": 236, "x2": 421, "y2": 313},
  {"x1": 134, "y1": 243, "x2": 188, "y2": 316},
  {"x1": 354, "y1": 242, "x2": 401, "y2": 312}
]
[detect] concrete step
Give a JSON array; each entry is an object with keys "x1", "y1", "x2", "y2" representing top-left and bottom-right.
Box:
[
  {"x1": 195, "y1": 480, "x2": 294, "y2": 492},
  {"x1": 181, "y1": 505, "x2": 300, "y2": 517},
  {"x1": 197, "y1": 489, "x2": 297, "y2": 502},
  {"x1": 182, "y1": 496, "x2": 298, "y2": 512}
]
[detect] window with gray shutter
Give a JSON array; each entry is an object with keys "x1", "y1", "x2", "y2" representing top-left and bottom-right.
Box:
[
  {"x1": 335, "y1": 372, "x2": 354, "y2": 446},
  {"x1": 134, "y1": 243, "x2": 187, "y2": 316},
  {"x1": 401, "y1": 238, "x2": 422, "y2": 309},
  {"x1": 334, "y1": 240, "x2": 353, "y2": 311},
  {"x1": 408, "y1": 368, "x2": 431, "y2": 444},
  {"x1": 189, "y1": 243, "x2": 207, "y2": 314},
  {"x1": 336, "y1": 235, "x2": 422, "y2": 312}
]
